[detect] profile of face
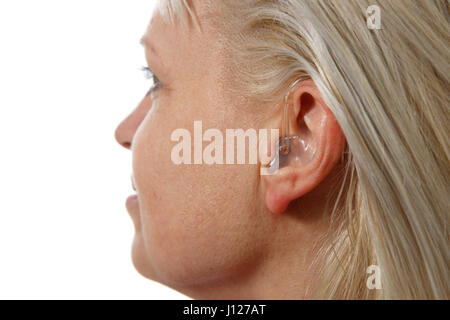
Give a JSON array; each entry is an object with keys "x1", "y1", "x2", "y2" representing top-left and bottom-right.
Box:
[{"x1": 115, "y1": 1, "x2": 346, "y2": 299}]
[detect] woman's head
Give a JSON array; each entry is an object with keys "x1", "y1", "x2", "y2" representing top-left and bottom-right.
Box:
[{"x1": 115, "y1": 0, "x2": 449, "y2": 299}]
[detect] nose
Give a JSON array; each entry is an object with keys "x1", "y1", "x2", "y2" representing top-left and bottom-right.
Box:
[{"x1": 115, "y1": 94, "x2": 152, "y2": 150}]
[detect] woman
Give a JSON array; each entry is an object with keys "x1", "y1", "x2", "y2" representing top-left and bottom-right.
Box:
[{"x1": 115, "y1": 0, "x2": 449, "y2": 299}]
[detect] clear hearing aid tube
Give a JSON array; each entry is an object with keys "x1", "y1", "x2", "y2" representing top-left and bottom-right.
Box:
[{"x1": 268, "y1": 76, "x2": 315, "y2": 173}]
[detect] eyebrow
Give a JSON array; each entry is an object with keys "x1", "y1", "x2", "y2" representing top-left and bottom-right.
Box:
[{"x1": 140, "y1": 36, "x2": 159, "y2": 57}]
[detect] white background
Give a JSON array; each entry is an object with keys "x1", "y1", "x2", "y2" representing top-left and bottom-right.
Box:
[{"x1": 0, "y1": 0, "x2": 188, "y2": 299}]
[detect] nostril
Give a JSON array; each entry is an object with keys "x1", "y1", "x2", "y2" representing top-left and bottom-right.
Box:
[
  {"x1": 115, "y1": 124, "x2": 132, "y2": 150},
  {"x1": 122, "y1": 142, "x2": 132, "y2": 149}
]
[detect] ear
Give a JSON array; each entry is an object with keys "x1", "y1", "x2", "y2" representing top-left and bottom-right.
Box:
[{"x1": 263, "y1": 80, "x2": 346, "y2": 214}]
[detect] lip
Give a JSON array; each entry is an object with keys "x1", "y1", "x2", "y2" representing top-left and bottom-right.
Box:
[
  {"x1": 131, "y1": 175, "x2": 137, "y2": 191},
  {"x1": 126, "y1": 194, "x2": 139, "y2": 218},
  {"x1": 127, "y1": 194, "x2": 138, "y2": 202}
]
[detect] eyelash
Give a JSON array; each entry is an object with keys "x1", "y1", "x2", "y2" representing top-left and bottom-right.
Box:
[{"x1": 141, "y1": 66, "x2": 162, "y2": 95}]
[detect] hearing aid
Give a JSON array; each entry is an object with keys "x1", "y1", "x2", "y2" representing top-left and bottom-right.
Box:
[{"x1": 267, "y1": 77, "x2": 316, "y2": 174}]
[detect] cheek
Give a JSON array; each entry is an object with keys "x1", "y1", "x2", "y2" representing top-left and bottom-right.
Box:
[
  {"x1": 130, "y1": 102, "x2": 270, "y2": 287},
  {"x1": 148, "y1": 167, "x2": 266, "y2": 287}
]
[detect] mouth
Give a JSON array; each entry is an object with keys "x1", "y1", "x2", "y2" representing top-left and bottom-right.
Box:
[
  {"x1": 131, "y1": 174, "x2": 137, "y2": 191},
  {"x1": 126, "y1": 193, "x2": 138, "y2": 204},
  {"x1": 126, "y1": 174, "x2": 139, "y2": 217}
]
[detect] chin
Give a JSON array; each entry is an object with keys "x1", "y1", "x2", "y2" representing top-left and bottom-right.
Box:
[{"x1": 131, "y1": 231, "x2": 158, "y2": 281}]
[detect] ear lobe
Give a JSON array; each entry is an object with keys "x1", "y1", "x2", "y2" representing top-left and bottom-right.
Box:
[{"x1": 263, "y1": 83, "x2": 346, "y2": 214}]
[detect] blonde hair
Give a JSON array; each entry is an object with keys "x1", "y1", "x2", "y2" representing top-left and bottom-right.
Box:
[{"x1": 160, "y1": 0, "x2": 450, "y2": 299}]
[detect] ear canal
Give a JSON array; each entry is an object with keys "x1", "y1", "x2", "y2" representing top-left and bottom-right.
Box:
[{"x1": 267, "y1": 135, "x2": 316, "y2": 174}]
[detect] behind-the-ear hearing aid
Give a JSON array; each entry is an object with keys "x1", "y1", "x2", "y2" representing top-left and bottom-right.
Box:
[{"x1": 267, "y1": 77, "x2": 316, "y2": 174}]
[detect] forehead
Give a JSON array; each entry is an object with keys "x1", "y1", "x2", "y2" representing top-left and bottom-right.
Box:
[
  {"x1": 158, "y1": 0, "x2": 218, "y2": 28},
  {"x1": 147, "y1": 0, "x2": 219, "y2": 43},
  {"x1": 142, "y1": 2, "x2": 222, "y2": 74}
]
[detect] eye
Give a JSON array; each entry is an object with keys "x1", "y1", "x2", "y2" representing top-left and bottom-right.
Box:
[{"x1": 141, "y1": 66, "x2": 162, "y2": 95}]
